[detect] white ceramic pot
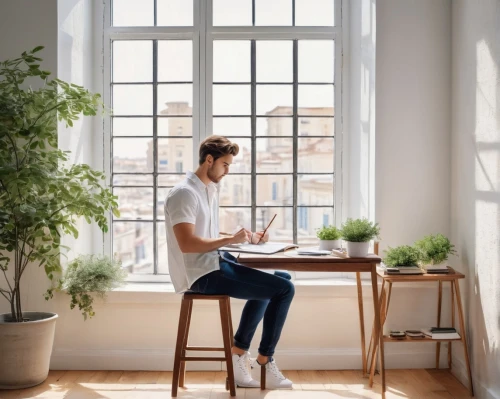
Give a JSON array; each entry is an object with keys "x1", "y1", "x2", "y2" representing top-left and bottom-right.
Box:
[
  {"x1": 0, "y1": 312, "x2": 58, "y2": 389},
  {"x1": 318, "y1": 239, "x2": 341, "y2": 251},
  {"x1": 346, "y1": 241, "x2": 370, "y2": 257}
]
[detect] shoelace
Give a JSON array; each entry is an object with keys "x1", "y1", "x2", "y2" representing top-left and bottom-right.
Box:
[
  {"x1": 236, "y1": 354, "x2": 252, "y2": 378},
  {"x1": 267, "y1": 360, "x2": 286, "y2": 380}
]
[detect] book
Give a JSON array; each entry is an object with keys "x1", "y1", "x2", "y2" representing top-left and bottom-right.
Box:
[
  {"x1": 405, "y1": 330, "x2": 426, "y2": 338},
  {"x1": 385, "y1": 266, "x2": 424, "y2": 275},
  {"x1": 421, "y1": 328, "x2": 460, "y2": 339},
  {"x1": 219, "y1": 242, "x2": 298, "y2": 255},
  {"x1": 296, "y1": 248, "x2": 332, "y2": 256}
]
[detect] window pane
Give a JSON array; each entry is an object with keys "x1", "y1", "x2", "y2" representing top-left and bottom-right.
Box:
[
  {"x1": 213, "y1": 85, "x2": 251, "y2": 115},
  {"x1": 297, "y1": 207, "x2": 334, "y2": 244},
  {"x1": 157, "y1": 84, "x2": 192, "y2": 115},
  {"x1": 214, "y1": 41, "x2": 250, "y2": 83},
  {"x1": 113, "y1": 138, "x2": 152, "y2": 173},
  {"x1": 157, "y1": 223, "x2": 168, "y2": 273},
  {"x1": 256, "y1": 207, "x2": 293, "y2": 242},
  {"x1": 158, "y1": 117, "x2": 192, "y2": 136},
  {"x1": 157, "y1": 187, "x2": 170, "y2": 219},
  {"x1": 256, "y1": 175, "x2": 292, "y2": 206},
  {"x1": 299, "y1": 117, "x2": 334, "y2": 136},
  {"x1": 256, "y1": 41, "x2": 292, "y2": 82},
  {"x1": 157, "y1": 138, "x2": 193, "y2": 173},
  {"x1": 255, "y1": 0, "x2": 292, "y2": 26},
  {"x1": 157, "y1": 0, "x2": 193, "y2": 26},
  {"x1": 213, "y1": 117, "x2": 251, "y2": 136},
  {"x1": 113, "y1": 222, "x2": 154, "y2": 275},
  {"x1": 213, "y1": 0, "x2": 252, "y2": 26},
  {"x1": 113, "y1": 41, "x2": 152, "y2": 82},
  {"x1": 298, "y1": 85, "x2": 334, "y2": 114},
  {"x1": 220, "y1": 175, "x2": 251, "y2": 206},
  {"x1": 113, "y1": 174, "x2": 153, "y2": 186},
  {"x1": 295, "y1": 0, "x2": 334, "y2": 26},
  {"x1": 229, "y1": 138, "x2": 251, "y2": 173},
  {"x1": 299, "y1": 41, "x2": 334, "y2": 83},
  {"x1": 258, "y1": 117, "x2": 293, "y2": 136},
  {"x1": 257, "y1": 137, "x2": 293, "y2": 173},
  {"x1": 219, "y1": 208, "x2": 251, "y2": 234},
  {"x1": 114, "y1": 187, "x2": 154, "y2": 219},
  {"x1": 158, "y1": 174, "x2": 185, "y2": 186},
  {"x1": 298, "y1": 175, "x2": 334, "y2": 205},
  {"x1": 298, "y1": 138, "x2": 334, "y2": 173},
  {"x1": 256, "y1": 85, "x2": 293, "y2": 115},
  {"x1": 113, "y1": 0, "x2": 154, "y2": 26},
  {"x1": 113, "y1": 117, "x2": 153, "y2": 136},
  {"x1": 158, "y1": 41, "x2": 192, "y2": 82},
  {"x1": 113, "y1": 85, "x2": 152, "y2": 115}
]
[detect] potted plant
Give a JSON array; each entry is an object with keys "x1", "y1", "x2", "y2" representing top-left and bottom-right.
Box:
[
  {"x1": 0, "y1": 47, "x2": 119, "y2": 389},
  {"x1": 316, "y1": 225, "x2": 342, "y2": 250},
  {"x1": 414, "y1": 233, "x2": 456, "y2": 268},
  {"x1": 341, "y1": 218, "x2": 380, "y2": 257},
  {"x1": 383, "y1": 245, "x2": 420, "y2": 267}
]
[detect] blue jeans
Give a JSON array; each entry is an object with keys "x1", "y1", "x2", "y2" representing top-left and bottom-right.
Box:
[{"x1": 189, "y1": 251, "x2": 295, "y2": 357}]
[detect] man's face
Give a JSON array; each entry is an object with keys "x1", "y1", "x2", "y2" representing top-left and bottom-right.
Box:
[{"x1": 207, "y1": 154, "x2": 233, "y2": 183}]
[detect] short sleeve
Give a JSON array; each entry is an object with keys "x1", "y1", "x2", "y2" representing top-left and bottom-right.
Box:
[{"x1": 166, "y1": 188, "x2": 198, "y2": 226}]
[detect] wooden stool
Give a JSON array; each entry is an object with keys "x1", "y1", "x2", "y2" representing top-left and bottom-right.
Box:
[{"x1": 171, "y1": 293, "x2": 236, "y2": 397}]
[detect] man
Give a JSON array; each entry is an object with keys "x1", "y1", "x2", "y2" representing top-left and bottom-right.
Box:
[{"x1": 164, "y1": 135, "x2": 294, "y2": 389}]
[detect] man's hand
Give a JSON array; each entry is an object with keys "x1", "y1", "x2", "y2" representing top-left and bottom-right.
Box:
[
  {"x1": 231, "y1": 228, "x2": 251, "y2": 244},
  {"x1": 251, "y1": 230, "x2": 269, "y2": 244}
]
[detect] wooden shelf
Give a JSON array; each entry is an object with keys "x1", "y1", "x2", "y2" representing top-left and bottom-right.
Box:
[{"x1": 384, "y1": 335, "x2": 461, "y2": 343}]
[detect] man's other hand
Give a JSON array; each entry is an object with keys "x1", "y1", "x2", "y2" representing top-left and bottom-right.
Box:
[
  {"x1": 251, "y1": 231, "x2": 269, "y2": 244},
  {"x1": 231, "y1": 228, "x2": 250, "y2": 244}
]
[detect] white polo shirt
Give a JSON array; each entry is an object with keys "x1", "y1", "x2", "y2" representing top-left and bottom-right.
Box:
[{"x1": 164, "y1": 171, "x2": 220, "y2": 293}]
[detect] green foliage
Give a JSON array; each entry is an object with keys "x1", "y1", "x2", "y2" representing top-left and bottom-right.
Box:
[
  {"x1": 0, "y1": 47, "x2": 119, "y2": 322},
  {"x1": 340, "y1": 218, "x2": 380, "y2": 242},
  {"x1": 383, "y1": 245, "x2": 420, "y2": 267},
  {"x1": 316, "y1": 225, "x2": 341, "y2": 240},
  {"x1": 414, "y1": 234, "x2": 456, "y2": 265},
  {"x1": 59, "y1": 255, "x2": 127, "y2": 320}
]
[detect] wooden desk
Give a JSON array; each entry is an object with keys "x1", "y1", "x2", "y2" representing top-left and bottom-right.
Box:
[
  {"x1": 237, "y1": 251, "x2": 386, "y2": 397},
  {"x1": 367, "y1": 268, "x2": 473, "y2": 397}
]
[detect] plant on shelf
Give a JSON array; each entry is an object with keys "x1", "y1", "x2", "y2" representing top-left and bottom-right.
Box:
[
  {"x1": 316, "y1": 225, "x2": 342, "y2": 250},
  {"x1": 414, "y1": 233, "x2": 457, "y2": 266},
  {"x1": 383, "y1": 245, "x2": 420, "y2": 267},
  {"x1": 60, "y1": 255, "x2": 127, "y2": 320},
  {"x1": 340, "y1": 218, "x2": 380, "y2": 257},
  {"x1": 0, "y1": 47, "x2": 120, "y2": 389}
]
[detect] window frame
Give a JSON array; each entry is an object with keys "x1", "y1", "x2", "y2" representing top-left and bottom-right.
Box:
[{"x1": 102, "y1": 0, "x2": 345, "y2": 282}]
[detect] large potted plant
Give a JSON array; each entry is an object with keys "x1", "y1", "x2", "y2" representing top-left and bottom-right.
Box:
[
  {"x1": 0, "y1": 48, "x2": 119, "y2": 389},
  {"x1": 341, "y1": 218, "x2": 380, "y2": 257},
  {"x1": 383, "y1": 245, "x2": 420, "y2": 268},
  {"x1": 316, "y1": 225, "x2": 342, "y2": 250}
]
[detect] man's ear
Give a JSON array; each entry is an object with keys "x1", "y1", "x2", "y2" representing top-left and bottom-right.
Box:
[{"x1": 206, "y1": 154, "x2": 213, "y2": 165}]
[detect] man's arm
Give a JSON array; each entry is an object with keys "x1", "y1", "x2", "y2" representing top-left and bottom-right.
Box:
[{"x1": 173, "y1": 223, "x2": 250, "y2": 253}]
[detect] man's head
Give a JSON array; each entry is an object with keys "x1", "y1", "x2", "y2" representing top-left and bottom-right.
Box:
[{"x1": 199, "y1": 135, "x2": 239, "y2": 183}]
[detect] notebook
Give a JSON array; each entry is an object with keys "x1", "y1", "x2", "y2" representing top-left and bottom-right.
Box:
[{"x1": 219, "y1": 242, "x2": 298, "y2": 255}]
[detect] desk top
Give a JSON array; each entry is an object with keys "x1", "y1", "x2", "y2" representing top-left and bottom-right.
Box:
[
  {"x1": 376, "y1": 267, "x2": 465, "y2": 282},
  {"x1": 237, "y1": 250, "x2": 381, "y2": 272}
]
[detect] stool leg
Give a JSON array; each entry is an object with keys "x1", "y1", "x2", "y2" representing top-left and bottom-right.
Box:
[
  {"x1": 179, "y1": 298, "x2": 193, "y2": 388},
  {"x1": 220, "y1": 298, "x2": 236, "y2": 396},
  {"x1": 172, "y1": 297, "x2": 191, "y2": 397},
  {"x1": 260, "y1": 362, "x2": 266, "y2": 390},
  {"x1": 436, "y1": 281, "x2": 443, "y2": 369}
]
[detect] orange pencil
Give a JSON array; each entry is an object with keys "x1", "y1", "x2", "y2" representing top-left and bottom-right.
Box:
[{"x1": 257, "y1": 213, "x2": 277, "y2": 244}]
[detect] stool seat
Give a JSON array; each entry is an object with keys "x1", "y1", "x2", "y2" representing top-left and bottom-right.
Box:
[{"x1": 171, "y1": 293, "x2": 236, "y2": 397}]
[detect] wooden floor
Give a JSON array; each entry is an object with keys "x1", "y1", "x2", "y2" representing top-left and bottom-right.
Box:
[{"x1": 0, "y1": 369, "x2": 471, "y2": 399}]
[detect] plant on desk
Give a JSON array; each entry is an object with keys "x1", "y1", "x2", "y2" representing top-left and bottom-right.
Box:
[
  {"x1": 316, "y1": 225, "x2": 342, "y2": 250},
  {"x1": 414, "y1": 233, "x2": 457, "y2": 268},
  {"x1": 383, "y1": 245, "x2": 420, "y2": 267},
  {"x1": 340, "y1": 218, "x2": 380, "y2": 257}
]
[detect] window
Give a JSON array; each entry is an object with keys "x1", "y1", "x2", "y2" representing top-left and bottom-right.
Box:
[{"x1": 106, "y1": 0, "x2": 342, "y2": 280}]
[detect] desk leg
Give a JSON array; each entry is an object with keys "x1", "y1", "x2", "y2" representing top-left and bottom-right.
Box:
[
  {"x1": 436, "y1": 281, "x2": 443, "y2": 369},
  {"x1": 368, "y1": 280, "x2": 385, "y2": 380},
  {"x1": 448, "y1": 281, "x2": 455, "y2": 370},
  {"x1": 369, "y1": 281, "x2": 391, "y2": 381},
  {"x1": 370, "y1": 267, "x2": 385, "y2": 398},
  {"x1": 356, "y1": 272, "x2": 367, "y2": 376},
  {"x1": 454, "y1": 280, "x2": 474, "y2": 397}
]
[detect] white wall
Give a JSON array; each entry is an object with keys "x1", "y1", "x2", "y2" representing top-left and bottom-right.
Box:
[{"x1": 451, "y1": 1, "x2": 500, "y2": 398}]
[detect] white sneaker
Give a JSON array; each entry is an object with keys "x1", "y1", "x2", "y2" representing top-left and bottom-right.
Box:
[
  {"x1": 232, "y1": 352, "x2": 260, "y2": 388},
  {"x1": 251, "y1": 358, "x2": 293, "y2": 389}
]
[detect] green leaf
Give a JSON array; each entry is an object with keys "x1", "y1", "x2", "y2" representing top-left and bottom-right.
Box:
[{"x1": 32, "y1": 46, "x2": 44, "y2": 53}]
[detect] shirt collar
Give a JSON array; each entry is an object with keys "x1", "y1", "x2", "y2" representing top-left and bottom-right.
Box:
[{"x1": 186, "y1": 171, "x2": 219, "y2": 193}]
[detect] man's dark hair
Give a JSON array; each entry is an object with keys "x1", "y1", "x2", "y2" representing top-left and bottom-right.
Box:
[{"x1": 199, "y1": 135, "x2": 239, "y2": 165}]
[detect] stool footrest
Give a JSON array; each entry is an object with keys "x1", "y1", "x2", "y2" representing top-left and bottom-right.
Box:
[
  {"x1": 185, "y1": 346, "x2": 225, "y2": 351},
  {"x1": 181, "y1": 356, "x2": 227, "y2": 362}
]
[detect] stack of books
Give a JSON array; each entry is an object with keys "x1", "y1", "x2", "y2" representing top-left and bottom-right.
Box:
[
  {"x1": 385, "y1": 266, "x2": 424, "y2": 275},
  {"x1": 424, "y1": 264, "x2": 450, "y2": 274},
  {"x1": 421, "y1": 327, "x2": 460, "y2": 339},
  {"x1": 405, "y1": 330, "x2": 425, "y2": 339}
]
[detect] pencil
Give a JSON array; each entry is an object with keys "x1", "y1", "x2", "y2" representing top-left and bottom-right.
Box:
[{"x1": 257, "y1": 213, "x2": 277, "y2": 244}]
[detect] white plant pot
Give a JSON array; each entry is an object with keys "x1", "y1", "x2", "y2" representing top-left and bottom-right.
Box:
[
  {"x1": 318, "y1": 239, "x2": 341, "y2": 251},
  {"x1": 0, "y1": 312, "x2": 58, "y2": 389},
  {"x1": 346, "y1": 241, "x2": 370, "y2": 257}
]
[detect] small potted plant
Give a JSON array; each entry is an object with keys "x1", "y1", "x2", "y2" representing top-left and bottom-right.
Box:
[
  {"x1": 383, "y1": 245, "x2": 420, "y2": 267},
  {"x1": 414, "y1": 233, "x2": 456, "y2": 268},
  {"x1": 316, "y1": 225, "x2": 342, "y2": 250},
  {"x1": 341, "y1": 218, "x2": 380, "y2": 257}
]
